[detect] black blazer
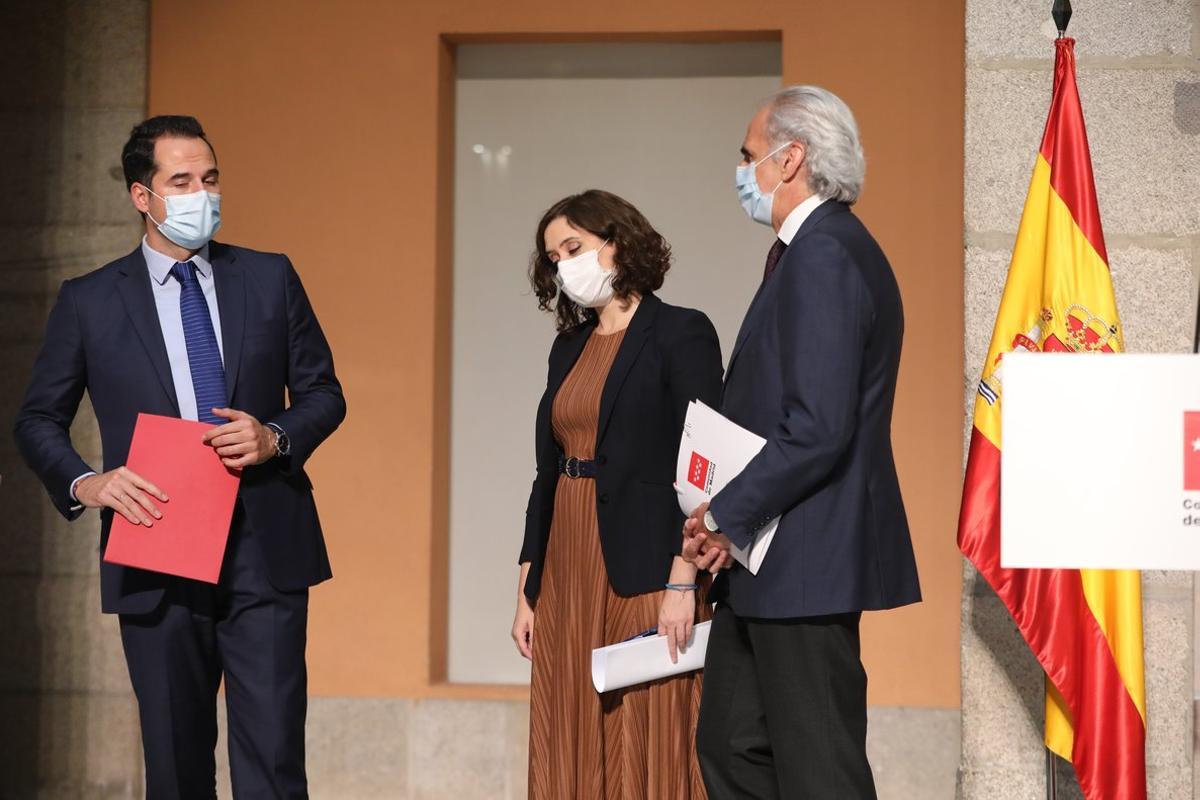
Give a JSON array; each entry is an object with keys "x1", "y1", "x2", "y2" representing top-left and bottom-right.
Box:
[
  {"x1": 709, "y1": 201, "x2": 921, "y2": 618},
  {"x1": 520, "y1": 293, "x2": 723, "y2": 601},
  {"x1": 13, "y1": 242, "x2": 346, "y2": 614}
]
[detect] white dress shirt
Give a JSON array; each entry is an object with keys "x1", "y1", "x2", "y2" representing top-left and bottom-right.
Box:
[{"x1": 776, "y1": 193, "x2": 830, "y2": 246}]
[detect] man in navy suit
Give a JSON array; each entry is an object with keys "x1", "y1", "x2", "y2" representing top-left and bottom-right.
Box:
[
  {"x1": 14, "y1": 116, "x2": 345, "y2": 798},
  {"x1": 682, "y1": 87, "x2": 921, "y2": 799}
]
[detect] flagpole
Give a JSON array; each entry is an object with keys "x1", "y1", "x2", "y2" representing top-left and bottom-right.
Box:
[
  {"x1": 1044, "y1": 7, "x2": 1068, "y2": 798},
  {"x1": 1041, "y1": 9, "x2": 1070, "y2": 796}
]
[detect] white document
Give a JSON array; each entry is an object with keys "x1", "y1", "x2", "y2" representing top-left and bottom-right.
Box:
[
  {"x1": 591, "y1": 621, "x2": 710, "y2": 693},
  {"x1": 675, "y1": 400, "x2": 777, "y2": 574},
  {"x1": 1002, "y1": 352, "x2": 1200, "y2": 569}
]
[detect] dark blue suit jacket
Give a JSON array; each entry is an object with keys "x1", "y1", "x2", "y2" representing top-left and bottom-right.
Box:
[
  {"x1": 13, "y1": 241, "x2": 346, "y2": 614},
  {"x1": 709, "y1": 201, "x2": 921, "y2": 618}
]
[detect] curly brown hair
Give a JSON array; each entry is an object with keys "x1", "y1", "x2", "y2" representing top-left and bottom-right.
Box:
[{"x1": 530, "y1": 189, "x2": 672, "y2": 332}]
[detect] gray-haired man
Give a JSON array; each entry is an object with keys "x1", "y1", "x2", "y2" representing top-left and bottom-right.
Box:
[{"x1": 682, "y1": 86, "x2": 921, "y2": 798}]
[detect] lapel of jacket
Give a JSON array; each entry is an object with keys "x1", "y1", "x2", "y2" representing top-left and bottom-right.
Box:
[
  {"x1": 115, "y1": 246, "x2": 180, "y2": 414},
  {"x1": 547, "y1": 323, "x2": 594, "y2": 401},
  {"x1": 725, "y1": 275, "x2": 772, "y2": 380},
  {"x1": 536, "y1": 319, "x2": 593, "y2": 460},
  {"x1": 538, "y1": 319, "x2": 594, "y2": 450},
  {"x1": 595, "y1": 293, "x2": 660, "y2": 450},
  {"x1": 210, "y1": 242, "x2": 245, "y2": 403},
  {"x1": 724, "y1": 201, "x2": 848, "y2": 380}
]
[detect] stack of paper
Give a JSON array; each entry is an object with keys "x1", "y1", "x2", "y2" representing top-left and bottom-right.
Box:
[
  {"x1": 591, "y1": 622, "x2": 711, "y2": 693},
  {"x1": 674, "y1": 400, "x2": 777, "y2": 574}
]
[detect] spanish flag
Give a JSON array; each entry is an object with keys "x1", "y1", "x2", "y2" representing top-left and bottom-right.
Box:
[{"x1": 957, "y1": 38, "x2": 1146, "y2": 800}]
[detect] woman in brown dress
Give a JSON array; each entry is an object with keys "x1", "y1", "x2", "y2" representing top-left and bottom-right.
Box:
[{"x1": 512, "y1": 190, "x2": 724, "y2": 799}]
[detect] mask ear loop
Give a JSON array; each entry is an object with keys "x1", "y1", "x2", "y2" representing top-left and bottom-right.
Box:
[
  {"x1": 759, "y1": 141, "x2": 794, "y2": 195},
  {"x1": 138, "y1": 183, "x2": 167, "y2": 227},
  {"x1": 754, "y1": 140, "x2": 792, "y2": 168},
  {"x1": 596, "y1": 239, "x2": 614, "y2": 273}
]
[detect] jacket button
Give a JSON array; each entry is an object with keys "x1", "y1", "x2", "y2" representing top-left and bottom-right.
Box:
[
  {"x1": 597, "y1": 455, "x2": 607, "y2": 466},
  {"x1": 599, "y1": 494, "x2": 609, "y2": 504}
]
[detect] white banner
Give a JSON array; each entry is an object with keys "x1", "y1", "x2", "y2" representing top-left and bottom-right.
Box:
[{"x1": 1002, "y1": 352, "x2": 1200, "y2": 570}]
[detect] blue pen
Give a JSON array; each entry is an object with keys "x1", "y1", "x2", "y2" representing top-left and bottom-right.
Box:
[{"x1": 622, "y1": 626, "x2": 658, "y2": 642}]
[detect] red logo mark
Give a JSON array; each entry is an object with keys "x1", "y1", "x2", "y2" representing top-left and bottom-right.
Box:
[
  {"x1": 1186, "y1": 412, "x2": 1200, "y2": 491},
  {"x1": 688, "y1": 452, "x2": 711, "y2": 491}
]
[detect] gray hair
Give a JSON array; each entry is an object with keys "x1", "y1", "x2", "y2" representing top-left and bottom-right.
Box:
[{"x1": 763, "y1": 86, "x2": 865, "y2": 204}]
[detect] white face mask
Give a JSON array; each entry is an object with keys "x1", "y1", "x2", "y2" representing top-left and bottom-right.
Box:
[
  {"x1": 556, "y1": 241, "x2": 614, "y2": 309},
  {"x1": 144, "y1": 186, "x2": 222, "y2": 249}
]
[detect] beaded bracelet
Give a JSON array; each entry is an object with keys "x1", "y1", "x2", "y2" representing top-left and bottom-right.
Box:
[{"x1": 665, "y1": 582, "x2": 700, "y2": 592}]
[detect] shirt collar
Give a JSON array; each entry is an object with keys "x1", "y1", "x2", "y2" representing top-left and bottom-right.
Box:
[
  {"x1": 142, "y1": 236, "x2": 213, "y2": 286},
  {"x1": 777, "y1": 194, "x2": 830, "y2": 246}
]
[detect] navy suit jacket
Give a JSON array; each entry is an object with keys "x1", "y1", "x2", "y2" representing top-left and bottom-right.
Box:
[
  {"x1": 13, "y1": 241, "x2": 346, "y2": 614},
  {"x1": 708, "y1": 201, "x2": 921, "y2": 618}
]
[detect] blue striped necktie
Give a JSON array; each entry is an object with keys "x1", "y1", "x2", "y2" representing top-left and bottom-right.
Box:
[{"x1": 171, "y1": 261, "x2": 227, "y2": 424}]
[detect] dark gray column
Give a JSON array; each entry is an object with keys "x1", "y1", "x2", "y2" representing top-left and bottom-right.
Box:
[{"x1": 0, "y1": 2, "x2": 148, "y2": 797}]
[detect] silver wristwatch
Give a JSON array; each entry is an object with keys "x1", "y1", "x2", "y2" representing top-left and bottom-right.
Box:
[
  {"x1": 702, "y1": 509, "x2": 720, "y2": 533},
  {"x1": 265, "y1": 422, "x2": 291, "y2": 457}
]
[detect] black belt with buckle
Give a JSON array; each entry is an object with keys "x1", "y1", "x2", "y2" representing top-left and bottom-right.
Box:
[{"x1": 558, "y1": 456, "x2": 598, "y2": 479}]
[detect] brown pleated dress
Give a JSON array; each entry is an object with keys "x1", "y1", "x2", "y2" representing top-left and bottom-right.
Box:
[{"x1": 528, "y1": 328, "x2": 709, "y2": 800}]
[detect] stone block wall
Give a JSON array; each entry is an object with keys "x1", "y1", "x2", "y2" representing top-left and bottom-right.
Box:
[{"x1": 960, "y1": 1, "x2": 1200, "y2": 797}]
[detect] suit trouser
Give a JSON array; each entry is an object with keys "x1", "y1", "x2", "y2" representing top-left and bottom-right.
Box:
[
  {"x1": 118, "y1": 511, "x2": 309, "y2": 800},
  {"x1": 696, "y1": 603, "x2": 876, "y2": 800}
]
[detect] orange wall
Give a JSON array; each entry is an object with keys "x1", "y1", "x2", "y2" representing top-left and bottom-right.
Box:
[{"x1": 149, "y1": 0, "x2": 965, "y2": 707}]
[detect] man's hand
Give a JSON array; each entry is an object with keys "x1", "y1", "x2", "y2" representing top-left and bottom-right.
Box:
[
  {"x1": 75, "y1": 467, "x2": 168, "y2": 527},
  {"x1": 202, "y1": 408, "x2": 276, "y2": 469},
  {"x1": 682, "y1": 502, "x2": 735, "y2": 574}
]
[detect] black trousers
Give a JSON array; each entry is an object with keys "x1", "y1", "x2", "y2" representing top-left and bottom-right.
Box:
[
  {"x1": 697, "y1": 603, "x2": 876, "y2": 800},
  {"x1": 118, "y1": 512, "x2": 309, "y2": 800}
]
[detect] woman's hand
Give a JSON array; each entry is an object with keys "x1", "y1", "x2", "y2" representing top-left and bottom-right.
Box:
[
  {"x1": 657, "y1": 589, "x2": 696, "y2": 664},
  {"x1": 512, "y1": 592, "x2": 535, "y2": 660}
]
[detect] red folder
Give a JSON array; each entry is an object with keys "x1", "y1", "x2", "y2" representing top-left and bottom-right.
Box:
[{"x1": 103, "y1": 413, "x2": 241, "y2": 583}]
